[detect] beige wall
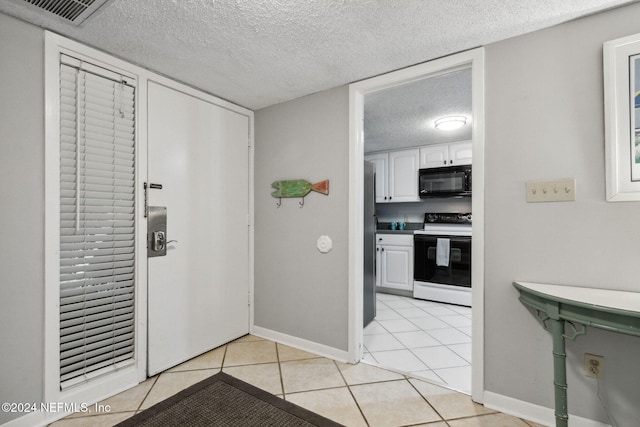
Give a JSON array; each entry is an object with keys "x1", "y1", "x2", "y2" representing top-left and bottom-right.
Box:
[
  {"x1": 484, "y1": 3, "x2": 640, "y2": 424},
  {"x1": 0, "y1": 13, "x2": 45, "y2": 425},
  {"x1": 254, "y1": 86, "x2": 350, "y2": 350}
]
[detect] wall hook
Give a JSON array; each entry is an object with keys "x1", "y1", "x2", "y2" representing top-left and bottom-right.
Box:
[
  {"x1": 299, "y1": 197, "x2": 305, "y2": 208},
  {"x1": 276, "y1": 198, "x2": 282, "y2": 208}
]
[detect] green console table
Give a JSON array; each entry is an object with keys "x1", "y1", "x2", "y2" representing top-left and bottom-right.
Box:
[{"x1": 513, "y1": 281, "x2": 640, "y2": 427}]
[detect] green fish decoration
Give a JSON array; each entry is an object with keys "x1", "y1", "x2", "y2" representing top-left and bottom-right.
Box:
[{"x1": 271, "y1": 179, "x2": 329, "y2": 198}]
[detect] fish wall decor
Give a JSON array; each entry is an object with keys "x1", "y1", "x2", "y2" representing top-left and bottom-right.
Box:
[{"x1": 271, "y1": 179, "x2": 329, "y2": 207}]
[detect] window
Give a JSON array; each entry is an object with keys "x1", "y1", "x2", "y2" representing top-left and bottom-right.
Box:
[{"x1": 58, "y1": 54, "x2": 136, "y2": 389}]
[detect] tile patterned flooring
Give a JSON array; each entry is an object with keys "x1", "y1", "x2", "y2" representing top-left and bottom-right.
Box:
[
  {"x1": 363, "y1": 293, "x2": 472, "y2": 394},
  {"x1": 49, "y1": 334, "x2": 544, "y2": 427}
]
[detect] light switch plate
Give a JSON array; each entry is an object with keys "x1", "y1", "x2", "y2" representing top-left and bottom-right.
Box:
[{"x1": 526, "y1": 178, "x2": 576, "y2": 203}]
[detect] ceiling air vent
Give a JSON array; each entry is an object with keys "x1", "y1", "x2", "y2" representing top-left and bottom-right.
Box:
[{"x1": 19, "y1": 0, "x2": 110, "y2": 25}]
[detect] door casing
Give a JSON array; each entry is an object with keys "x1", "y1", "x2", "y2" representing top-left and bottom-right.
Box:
[
  {"x1": 43, "y1": 32, "x2": 254, "y2": 426},
  {"x1": 347, "y1": 48, "x2": 486, "y2": 402}
]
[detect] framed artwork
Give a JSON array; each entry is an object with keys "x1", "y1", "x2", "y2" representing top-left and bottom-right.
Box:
[{"x1": 603, "y1": 33, "x2": 640, "y2": 201}]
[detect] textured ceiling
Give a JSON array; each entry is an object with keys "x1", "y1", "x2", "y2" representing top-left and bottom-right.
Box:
[
  {"x1": 0, "y1": 0, "x2": 636, "y2": 110},
  {"x1": 364, "y1": 68, "x2": 472, "y2": 152}
]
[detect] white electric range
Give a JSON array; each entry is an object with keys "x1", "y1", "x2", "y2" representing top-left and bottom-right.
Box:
[{"x1": 413, "y1": 213, "x2": 472, "y2": 306}]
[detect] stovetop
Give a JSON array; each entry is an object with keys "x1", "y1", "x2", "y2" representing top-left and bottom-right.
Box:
[
  {"x1": 415, "y1": 213, "x2": 472, "y2": 236},
  {"x1": 424, "y1": 212, "x2": 472, "y2": 225}
]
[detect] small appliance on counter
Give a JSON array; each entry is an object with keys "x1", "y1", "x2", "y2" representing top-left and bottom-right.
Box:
[{"x1": 413, "y1": 212, "x2": 472, "y2": 306}]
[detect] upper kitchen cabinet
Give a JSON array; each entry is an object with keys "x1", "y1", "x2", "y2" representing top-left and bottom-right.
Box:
[
  {"x1": 365, "y1": 148, "x2": 419, "y2": 203},
  {"x1": 389, "y1": 149, "x2": 420, "y2": 202},
  {"x1": 419, "y1": 141, "x2": 472, "y2": 168},
  {"x1": 365, "y1": 152, "x2": 388, "y2": 203}
]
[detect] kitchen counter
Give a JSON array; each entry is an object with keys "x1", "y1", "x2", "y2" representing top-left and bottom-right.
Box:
[{"x1": 376, "y1": 222, "x2": 422, "y2": 235}]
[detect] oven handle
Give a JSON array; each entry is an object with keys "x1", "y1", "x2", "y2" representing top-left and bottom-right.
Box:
[{"x1": 414, "y1": 234, "x2": 471, "y2": 242}]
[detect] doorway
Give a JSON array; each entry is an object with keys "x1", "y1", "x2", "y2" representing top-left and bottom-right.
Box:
[{"x1": 348, "y1": 48, "x2": 485, "y2": 402}]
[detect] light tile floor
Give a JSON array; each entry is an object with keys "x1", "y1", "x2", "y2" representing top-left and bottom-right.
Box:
[
  {"x1": 49, "y1": 335, "x2": 544, "y2": 427},
  {"x1": 363, "y1": 293, "x2": 473, "y2": 394}
]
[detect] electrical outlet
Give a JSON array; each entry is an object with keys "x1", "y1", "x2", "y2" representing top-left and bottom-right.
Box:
[
  {"x1": 584, "y1": 354, "x2": 604, "y2": 379},
  {"x1": 525, "y1": 178, "x2": 576, "y2": 202}
]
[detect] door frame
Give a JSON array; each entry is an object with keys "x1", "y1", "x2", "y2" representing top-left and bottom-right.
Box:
[
  {"x1": 43, "y1": 31, "x2": 254, "y2": 426},
  {"x1": 347, "y1": 48, "x2": 485, "y2": 402},
  {"x1": 44, "y1": 32, "x2": 147, "y2": 415}
]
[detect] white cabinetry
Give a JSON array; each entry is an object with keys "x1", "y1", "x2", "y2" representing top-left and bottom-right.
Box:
[
  {"x1": 365, "y1": 152, "x2": 389, "y2": 203},
  {"x1": 376, "y1": 234, "x2": 414, "y2": 292},
  {"x1": 419, "y1": 141, "x2": 472, "y2": 168},
  {"x1": 389, "y1": 149, "x2": 420, "y2": 202},
  {"x1": 365, "y1": 149, "x2": 419, "y2": 203}
]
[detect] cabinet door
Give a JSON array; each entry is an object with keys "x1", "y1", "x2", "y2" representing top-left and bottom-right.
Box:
[
  {"x1": 380, "y1": 245, "x2": 414, "y2": 291},
  {"x1": 365, "y1": 153, "x2": 389, "y2": 203},
  {"x1": 419, "y1": 145, "x2": 449, "y2": 168},
  {"x1": 388, "y1": 149, "x2": 419, "y2": 202},
  {"x1": 449, "y1": 141, "x2": 472, "y2": 165}
]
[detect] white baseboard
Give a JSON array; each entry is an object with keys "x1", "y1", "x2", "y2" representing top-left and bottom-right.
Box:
[
  {"x1": 250, "y1": 325, "x2": 350, "y2": 363},
  {"x1": 484, "y1": 391, "x2": 611, "y2": 427},
  {"x1": 1, "y1": 410, "x2": 59, "y2": 427}
]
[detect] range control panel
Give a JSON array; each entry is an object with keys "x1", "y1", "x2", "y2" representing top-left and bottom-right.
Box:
[{"x1": 424, "y1": 212, "x2": 472, "y2": 224}]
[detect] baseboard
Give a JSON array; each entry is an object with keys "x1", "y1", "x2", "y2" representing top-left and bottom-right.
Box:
[
  {"x1": 483, "y1": 391, "x2": 611, "y2": 427},
  {"x1": 1, "y1": 410, "x2": 57, "y2": 427},
  {"x1": 250, "y1": 325, "x2": 350, "y2": 363}
]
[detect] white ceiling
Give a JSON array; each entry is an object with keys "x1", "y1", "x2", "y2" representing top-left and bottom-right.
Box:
[{"x1": 0, "y1": 0, "x2": 636, "y2": 111}]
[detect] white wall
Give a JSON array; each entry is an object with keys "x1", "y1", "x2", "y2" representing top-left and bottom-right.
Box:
[
  {"x1": 484, "y1": 3, "x2": 640, "y2": 425},
  {"x1": 0, "y1": 13, "x2": 45, "y2": 425},
  {"x1": 254, "y1": 87, "x2": 350, "y2": 351}
]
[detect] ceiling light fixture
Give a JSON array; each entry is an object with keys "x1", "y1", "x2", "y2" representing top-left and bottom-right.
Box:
[{"x1": 434, "y1": 116, "x2": 467, "y2": 131}]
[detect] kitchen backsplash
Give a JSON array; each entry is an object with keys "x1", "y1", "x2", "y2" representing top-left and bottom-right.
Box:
[{"x1": 375, "y1": 199, "x2": 472, "y2": 223}]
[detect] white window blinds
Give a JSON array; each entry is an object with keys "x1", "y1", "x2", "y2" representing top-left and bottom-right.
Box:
[{"x1": 58, "y1": 54, "x2": 136, "y2": 389}]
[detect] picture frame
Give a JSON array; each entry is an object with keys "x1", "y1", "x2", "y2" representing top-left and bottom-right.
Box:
[{"x1": 603, "y1": 33, "x2": 640, "y2": 201}]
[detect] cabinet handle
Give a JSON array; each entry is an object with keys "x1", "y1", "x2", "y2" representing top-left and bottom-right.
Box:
[
  {"x1": 381, "y1": 248, "x2": 385, "y2": 252},
  {"x1": 443, "y1": 160, "x2": 446, "y2": 165},
  {"x1": 450, "y1": 160, "x2": 453, "y2": 164}
]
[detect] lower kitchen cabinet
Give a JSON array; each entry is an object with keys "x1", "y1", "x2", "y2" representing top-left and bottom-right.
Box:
[{"x1": 376, "y1": 234, "x2": 414, "y2": 292}]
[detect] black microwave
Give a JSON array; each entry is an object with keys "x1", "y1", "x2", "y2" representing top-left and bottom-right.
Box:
[{"x1": 419, "y1": 165, "x2": 472, "y2": 198}]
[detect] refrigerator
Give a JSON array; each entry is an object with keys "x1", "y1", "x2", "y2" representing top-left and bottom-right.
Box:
[{"x1": 363, "y1": 161, "x2": 376, "y2": 327}]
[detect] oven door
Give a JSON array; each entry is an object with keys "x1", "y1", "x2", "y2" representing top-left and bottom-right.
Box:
[{"x1": 414, "y1": 234, "x2": 471, "y2": 287}]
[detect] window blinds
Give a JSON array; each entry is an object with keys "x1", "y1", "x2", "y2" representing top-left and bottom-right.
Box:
[{"x1": 58, "y1": 54, "x2": 136, "y2": 389}]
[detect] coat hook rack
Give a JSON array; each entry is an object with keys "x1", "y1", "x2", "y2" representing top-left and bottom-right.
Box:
[{"x1": 271, "y1": 178, "x2": 329, "y2": 208}]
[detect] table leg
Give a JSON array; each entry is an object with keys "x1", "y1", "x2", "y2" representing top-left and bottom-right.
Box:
[{"x1": 551, "y1": 318, "x2": 568, "y2": 427}]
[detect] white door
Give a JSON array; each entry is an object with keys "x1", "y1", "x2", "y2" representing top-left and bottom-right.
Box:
[{"x1": 147, "y1": 82, "x2": 250, "y2": 375}]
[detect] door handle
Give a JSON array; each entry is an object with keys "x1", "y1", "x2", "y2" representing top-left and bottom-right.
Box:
[
  {"x1": 153, "y1": 230, "x2": 166, "y2": 252},
  {"x1": 148, "y1": 206, "x2": 172, "y2": 257}
]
